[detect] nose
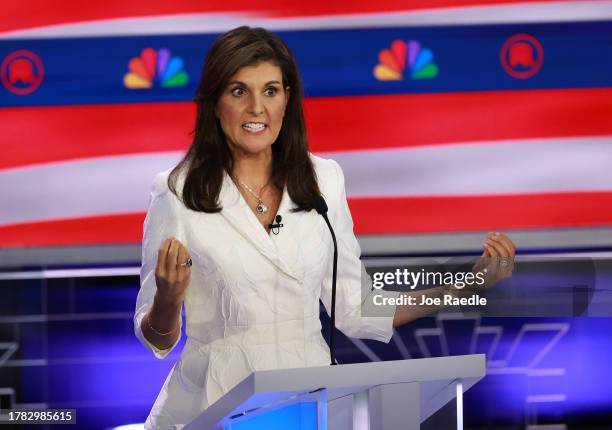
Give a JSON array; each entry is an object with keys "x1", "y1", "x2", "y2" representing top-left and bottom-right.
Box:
[{"x1": 247, "y1": 93, "x2": 264, "y2": 115}]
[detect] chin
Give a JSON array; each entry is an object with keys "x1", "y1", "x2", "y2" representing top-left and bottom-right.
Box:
[{"x1": 234, "y1": 140, "x2": 274, "y2": 156}]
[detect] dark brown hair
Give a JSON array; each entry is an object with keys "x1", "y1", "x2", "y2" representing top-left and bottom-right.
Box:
[{"x1": 169, "y1": 26, "x2": 321, "y2": 213}]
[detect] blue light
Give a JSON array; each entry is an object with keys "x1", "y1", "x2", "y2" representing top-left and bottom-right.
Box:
[
  {"x1": 226, "y1": 402, "x2": 318, "y2": 430},
  {"x1": 109, "y1": 424, "x2": 145, "y2": 430}
]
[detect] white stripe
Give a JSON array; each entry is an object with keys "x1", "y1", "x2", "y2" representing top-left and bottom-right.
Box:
[
  {"x1": 457, "y1": 381, "x2": 464, "y2": 430},
  {"x1": 1, "y1": 136, "x2": 611, "y2": 226},
  {"x1": 0, "y1": 267, "x2": 140, "y2": 280},
  {"x1": 325, "y1": 136, "x2": 612, "y2": 197},
  {"x1": 0, "y1": 152, "x2": 182, "y2": 226},
  {"x1": 1, "y1": 1, "x2": 611, "y2": 39}
]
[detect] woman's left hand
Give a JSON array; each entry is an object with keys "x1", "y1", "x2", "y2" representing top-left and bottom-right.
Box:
[{"x1": 471, "y1": 231, "x2": 516, "y2": 289}]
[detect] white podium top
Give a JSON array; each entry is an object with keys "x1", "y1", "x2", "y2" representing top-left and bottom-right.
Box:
[{"x1": 184, "y1": 354, "x2": 486, "y2": 429}]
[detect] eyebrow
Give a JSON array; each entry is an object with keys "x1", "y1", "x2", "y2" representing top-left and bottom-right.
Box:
[{"x1": 227, "y1": 80, "x2": 282, "y2": 87}]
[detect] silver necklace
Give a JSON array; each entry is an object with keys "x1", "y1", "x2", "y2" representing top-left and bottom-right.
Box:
[{"x1": 236, "y1": 178, "x2": 269, "y2": 215}]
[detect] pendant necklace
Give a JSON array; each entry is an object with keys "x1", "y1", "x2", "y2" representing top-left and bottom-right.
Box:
[{"x1": 236, "y1": 178, "x2": 269, "y2": 215}]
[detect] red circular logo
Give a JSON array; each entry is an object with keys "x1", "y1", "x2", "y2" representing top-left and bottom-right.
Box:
[
  {"x1": 1, "y1": 50, "x2": 45, "y2": 95},
  {"x1": 500, "y1": 34, "x2": 543, "y2": 79}
]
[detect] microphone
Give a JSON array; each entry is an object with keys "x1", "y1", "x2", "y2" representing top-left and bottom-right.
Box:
[
  {"x1": 313, "y1": 195, "x2": 338, "y2": 366},
  {"x1": 268, "y1": 215, "x2": 284, "y2": 235}
]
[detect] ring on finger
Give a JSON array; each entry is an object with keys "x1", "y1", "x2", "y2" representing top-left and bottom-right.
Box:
[
  {"x1": 177, "y1": 258, "x2": 192, "y2": 268},
  {"x1": 499, "y1": 257, "x2": 512, "y2": 268}
]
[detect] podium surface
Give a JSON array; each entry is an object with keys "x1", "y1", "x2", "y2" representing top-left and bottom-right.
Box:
[{"x1": 184, "y1": 354, "x2": 486, "y2": 430}]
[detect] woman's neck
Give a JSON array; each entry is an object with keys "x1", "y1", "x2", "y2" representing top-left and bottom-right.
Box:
[{"x1": 231, "y1": 147, "x2": 273, "y2": 189}]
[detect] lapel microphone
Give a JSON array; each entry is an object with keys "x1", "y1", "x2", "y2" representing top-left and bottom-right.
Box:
[
  {"x1": 268, "y1": 215, "x2": 284, "y2": 235},
  {"x1": 313, "y1": 195, "x2": 338, "y2": 366}
]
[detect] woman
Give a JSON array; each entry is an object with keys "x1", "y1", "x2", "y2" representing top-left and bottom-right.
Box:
[{"x1": 134, "y1": 26, "x2": 516, "y2": 429}]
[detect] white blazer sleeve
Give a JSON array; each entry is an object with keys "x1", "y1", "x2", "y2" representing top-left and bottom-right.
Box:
[
  {"x1": 320, "y1": 159, "x2": 399, "y2": 343},
  {"x1": 134, "y1": 171, "x2": 184, "y2": 359}
]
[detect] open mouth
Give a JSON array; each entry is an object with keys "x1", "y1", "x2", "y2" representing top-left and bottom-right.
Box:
[{"x1": 242, "y1": 122, "x2": 267, "y2": 133}]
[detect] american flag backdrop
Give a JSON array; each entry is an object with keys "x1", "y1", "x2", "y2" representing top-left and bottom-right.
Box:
[{"x1": 1, "y1": 0, "x2": 612, "y2": 248}]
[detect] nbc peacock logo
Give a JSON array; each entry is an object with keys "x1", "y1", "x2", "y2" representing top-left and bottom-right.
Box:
[
  {"x1": 374, "y1": 40, "x2": 438, "y2": 81},
  {"x1": 123, "y1": 48, "x2": 189, "y2": 89}
]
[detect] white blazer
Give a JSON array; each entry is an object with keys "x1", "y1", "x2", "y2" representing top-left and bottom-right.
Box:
[{"x1": 134, "y1": 153, "x2": 397, "y2": 429}]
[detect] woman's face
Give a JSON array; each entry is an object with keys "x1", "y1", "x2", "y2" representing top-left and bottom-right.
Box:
[{"x1": 216, "y1": 61, "x2": 290, "y2": 157}]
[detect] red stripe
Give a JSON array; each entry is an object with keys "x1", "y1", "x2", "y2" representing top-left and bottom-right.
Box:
[
  {"x1": 306, "y1": 87, "x2": 612, "y2": 153},
  {"x1": 350, "y1": 191, "x2": 612, "y2": 234},
  {"x1": 0, "y1": 103, "x2": 194, "y2": 170},
  {"x1": 2, "y1": 87, "x2": 612, "y2": 169},
  {"x1": 1, "y1": 192, "x2": 611, "y2": 247},
  {"x1": 1, "y1": 0, "x2": 562, "y2": 34},
  {"x1": 0, "y1": 213, "x2": 145, "y2": 248}
]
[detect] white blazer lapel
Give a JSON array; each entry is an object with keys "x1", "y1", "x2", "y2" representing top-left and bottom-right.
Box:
[{"x1": 218, "y1": 171, "x2": 302, "y2": 282}]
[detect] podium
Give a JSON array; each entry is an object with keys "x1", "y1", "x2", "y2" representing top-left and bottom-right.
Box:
[{"x1": 184, "y1": 354, "x2": 485, "y2": 430}]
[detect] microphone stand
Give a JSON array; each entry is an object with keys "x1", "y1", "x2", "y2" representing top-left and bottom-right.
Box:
[{"x1": 314, "y1": 196, "x2": 338, "y2": 366}]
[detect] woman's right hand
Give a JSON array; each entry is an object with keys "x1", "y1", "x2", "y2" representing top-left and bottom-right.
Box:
[{"x1": 154, "y1": 237, "x2": 192, "y2": 306}]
